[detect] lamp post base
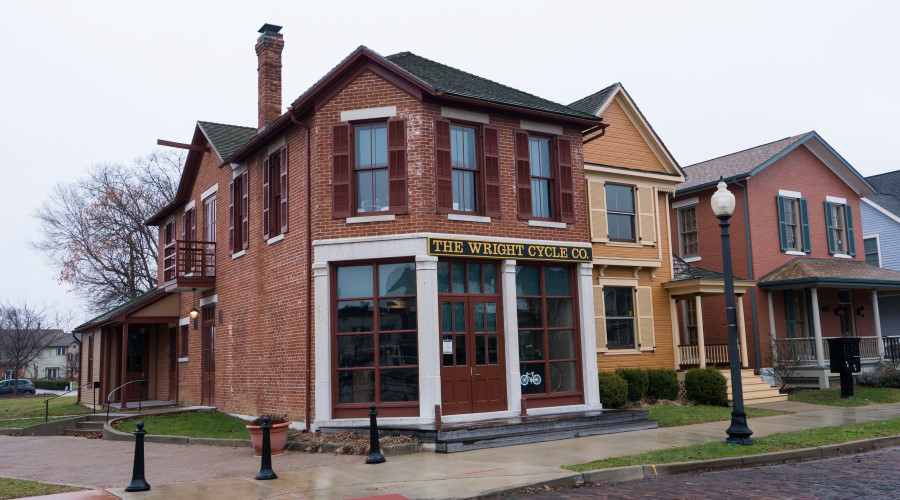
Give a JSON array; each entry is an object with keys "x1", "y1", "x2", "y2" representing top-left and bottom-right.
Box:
[{"x1": 725, "y1": 410, "x2": 753, "y2": 446}]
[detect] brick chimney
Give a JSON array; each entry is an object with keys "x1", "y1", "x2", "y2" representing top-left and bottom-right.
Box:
[{"x1": 256, "y1": 24, "x2": 284, "y2": 131}]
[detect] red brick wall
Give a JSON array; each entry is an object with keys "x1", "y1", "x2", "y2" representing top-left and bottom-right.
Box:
[
  {"x1": 157, "y1": 69, "x2": 590, "y2": 422},
  {"x1": 672, "y1": 144, "x2": 869, "y2": 367}
]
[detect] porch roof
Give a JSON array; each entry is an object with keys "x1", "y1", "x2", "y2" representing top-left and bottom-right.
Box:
[
  {"x1": 663, "y1": 255, "x2": 756, "y2": 296},
  {"x1": 72, "y1": 288, "x2": 172, "y2": 333},
  {"x1": 758, "y1": 257, "x2": 900, "y2": 289}
]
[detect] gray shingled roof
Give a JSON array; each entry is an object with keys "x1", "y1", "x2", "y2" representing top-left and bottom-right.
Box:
[
  {"x1": 385, "y1": 52, "x2": 597, "y2": 121},
  {"x1": 72, "y1": 288, "x2": 166, "y2": 333},
  {"x1": 866, "y1": 170, "x2": 900, "y2": 219},
  {"x1": 671, "y1": 255, "x2": 746, "y2": 282},
  {"x1": 677, "y1": 133, "x2": 809, "y2": 193},
  {"x1": 759, "y1": 258, "x2": 900, "y2": 287},
  {"x1": 198, "y1": 121, "x2": 257, "y2": 161},
  {"x1": 567, "y1": 83, "x2": 620, "y2": 116}
]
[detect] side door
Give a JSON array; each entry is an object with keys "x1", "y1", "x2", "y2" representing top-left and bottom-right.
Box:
[
  {"x1": 440, "y1": 298, "x2": 471, "y2": 415},
  {"x1": 470, "y1": 298, "x2": 506, "y2": 413}
]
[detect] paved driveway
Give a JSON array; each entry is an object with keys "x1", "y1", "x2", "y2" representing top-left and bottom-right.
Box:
[
  {"x1": 507, "y1": 446, "x2": 900, "y2": 500},
  {"x1": 0, "y1": 435, "x2": 357, "y2": 490}
]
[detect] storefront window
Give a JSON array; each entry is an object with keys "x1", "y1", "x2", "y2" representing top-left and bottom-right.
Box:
[
  {"x1": 516, "y1": 264, "x2": 580, "y2": 397},
  {"x1": 335, "y1": 262, "x2": 418, "y2": 410}
]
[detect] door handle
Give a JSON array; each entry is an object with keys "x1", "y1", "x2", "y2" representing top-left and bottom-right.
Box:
[{"x1": 471, "y1": 366, "x2": 478, "y2": 377}]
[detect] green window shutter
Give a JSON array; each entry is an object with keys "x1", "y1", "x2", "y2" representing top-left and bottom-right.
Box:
[
  {"x1": 776, "y1": 196, "x2": 788, "y2": 251},
  {"x1": 845, "y1": 204, "x2": 856, "y2": 256},
  {"x1": 824, "y1": 202, "x2": 836, "y2": 255},
  {"x1": 784, "y1": 290, "x2": 795, "y2": 338},
  {"x1": 799, "y1": 198, "x2": 811, "y2": 253}
]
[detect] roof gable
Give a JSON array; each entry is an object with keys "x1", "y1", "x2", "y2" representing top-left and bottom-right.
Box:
[
  {"x1": 198, "y1": 121, "x2": 257, "y2": 161},
  {"x1": 677, "y1": 132, "x2": 876, "y2": 197},
  {"x1": 865, "y1": 170, "x2": 900, "y2": 219},
  {"x1": 572, "y1": 84, "x2": 683, "y2": 179}
]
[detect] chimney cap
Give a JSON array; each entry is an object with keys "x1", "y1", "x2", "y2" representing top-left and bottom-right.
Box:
[{"x1": 258, "y1": 23, "x2": 283, "y2": 35}]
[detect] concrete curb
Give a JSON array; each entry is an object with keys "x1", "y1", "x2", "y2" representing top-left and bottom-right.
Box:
[
  {"x1": 104, "y1": 408, "x2": 251, "y2": 448},
  {"x1": 577, "y1": 434, "x2": 900, "y2": 486}
]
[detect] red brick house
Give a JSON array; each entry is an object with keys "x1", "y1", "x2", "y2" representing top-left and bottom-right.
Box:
[
  {"x1": 75, "y1": 25, "x2": 609, "y2": 429},
  {"x1": 670, "y1": 131, "x2": 900, "y2": 389}
]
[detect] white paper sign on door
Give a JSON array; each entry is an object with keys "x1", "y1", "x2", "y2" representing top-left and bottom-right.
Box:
[{"x1": 442, "y1": 339, "x2": 453, "y2": 355}]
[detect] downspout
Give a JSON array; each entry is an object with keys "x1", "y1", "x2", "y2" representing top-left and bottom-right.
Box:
[
  {"x1": 289, "y1": 107, "x2": 314, "y2": 431},
  {"x1": 731, "y1": 179, "x2": 761, "y2": 371}
]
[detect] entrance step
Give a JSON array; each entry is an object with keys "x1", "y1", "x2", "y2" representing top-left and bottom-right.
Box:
[
  {"x1": 324, "y1": 409, "x2": 657, "y2": 454},
  {"x1": 74, "y1": 421, "x2": 105, "y2": 431},
  {"x1": 720, "y1": 370, "x2": 787, "y2": 404}
]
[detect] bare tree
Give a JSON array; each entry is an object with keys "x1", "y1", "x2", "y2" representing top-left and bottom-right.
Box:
[
  {"x1": 769, "y1": 342, "x2": 804, "y2": 392},
  {"x1": 0, "y1": 301, "x2": 68, "y2": 394},
  {"x1": 32, "y1": 150, "x2": 183, "y2": 310}
]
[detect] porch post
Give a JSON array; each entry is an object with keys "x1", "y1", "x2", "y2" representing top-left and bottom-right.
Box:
[
  {"x1": 695, "y1": 294, "x2": 706, "y2": 368},
  {"x1": 872, "y1": 290, "x2": 885, "y2": 359},
  {"x1": 767, "y1": 291, "x2": 778, "y2": 364},
  {"x1": 736, "y1": 294, "x2": 749, "y2": 368},
  {"x1": 120, "y1": 322, "x2": 128, "y2": 409},
  {"x1": 415, "y1": 255, "x2": 441, "y2": 419},
  {"x1": 810, "y1": 288, "x2": 826, "y2": 368},
  {"x1": 670, "y1": 297, "x2": 681, "y2": 370}
]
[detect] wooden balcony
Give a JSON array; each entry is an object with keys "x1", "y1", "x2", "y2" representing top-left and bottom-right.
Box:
[{"x1": 163, "y1": 240, "x2": 216, "y2": 292}]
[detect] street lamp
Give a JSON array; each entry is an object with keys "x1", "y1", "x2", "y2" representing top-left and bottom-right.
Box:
[{"x1": 711, "y1": 178, "x2": 753, "y2": 445}]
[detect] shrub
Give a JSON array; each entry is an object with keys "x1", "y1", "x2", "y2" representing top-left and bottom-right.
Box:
[
  {"x1": 34, "y1": 379, "x2": 70, "y2": 390},
  {"x1": 616, "y1": 368, "x2": 649, "y2": 402},
  {"x1": 646, "y1": 369, "x2": 680, "y2": 401},
  {"x1": 248, "y1": 414, "x2": 290, "y2": 426},
  {"x1": 684, "y1": 368, "x2": 728, "y2": 406},
  {"x1": 857, "y1": 370, "x2": 900, "y2": 388},
  {"x1": 598, "y1": 372, "x2": 628, "y2": 409}
]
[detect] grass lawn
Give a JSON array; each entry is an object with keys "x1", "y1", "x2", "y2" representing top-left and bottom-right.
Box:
[
  {"x1": 116, "y1": 411, "x2": 250, "y2": 439},
  {"x1": 0, "y1": 417, "x2": 70, "y2": 429},
  {"x1": 646, "y1": 403, "x2": 789, "y2": 428},
  {"x1": 789, "y1": 387, "x2": 900, "y2": 407},
  {"x1": 0, "y1": 396, "x2": 92, "y2": 420},
  {"x1": 565, "y1": 417, "x2": 900, "y2": 472},
  {"x1": 0, "y1": 478, "x2": 83, "y2": 499}
]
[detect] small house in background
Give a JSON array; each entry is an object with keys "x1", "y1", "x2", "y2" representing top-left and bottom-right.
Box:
[
  {"x1": 22, "y1": 332, "x2": 77, "y2": 381},
  {"x1": 860, "y1": 170, "x2": 900, "y2": 359}
]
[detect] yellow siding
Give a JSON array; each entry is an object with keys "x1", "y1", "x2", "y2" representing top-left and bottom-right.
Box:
[
  {"x1": 79, "y1": 330, "x2": 103, "y2": 407},
  {"x1": 131, "y1": 294, "x2": 179, "y2": 318},
  {"x1": 584, "y1": 98, "x2": 669, "y2": 174}
]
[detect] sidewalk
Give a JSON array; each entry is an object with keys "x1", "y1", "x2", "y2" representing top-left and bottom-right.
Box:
[{"x1": 100, "y1": 402, "x2": 900, "y2": 500}]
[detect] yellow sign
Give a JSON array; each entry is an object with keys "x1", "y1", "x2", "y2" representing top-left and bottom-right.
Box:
[{"x1": 427, "y1": 238, "x2": 592, "y2": 263}]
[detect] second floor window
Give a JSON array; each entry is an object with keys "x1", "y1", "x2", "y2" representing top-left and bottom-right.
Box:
[
  {"x1": 229, "y1": 171, "x2": 249, "y2": 254},
  {"x1": 263, "y1": 147, "x2": 288, "y2": 238},
  {"x1": 529, "y1": 136, "x2": 553, "y2": 219},
  {"x1": 182, "y1": 207, "x2": 195, "y2": 241},
  {"x1": 864, "y1": 236, "x2": 880, "y2": 266},
  {"x1": 677, "y1": 206, "x2": 698, "y2": 258},
  {"x1": 825, "y1": 201, "x2": 855, "y2": 256},
  {"x1": 355, "y1": 123, "x2": 389, "y2": 213},
  {"x1": 450, "y1": 124, "x2": 478, "y2": 212},
  {"x1": 605, "y1": 184, "x2": 635, "y2": 242},
  {"x1": 56, "y1": 347, "x2": 66, "y2": 356},
  {"x1": 777, "y1": 195, "x2": 810, "y2": 253}
]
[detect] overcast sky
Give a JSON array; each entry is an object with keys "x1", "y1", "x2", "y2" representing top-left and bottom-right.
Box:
[{"x1": 1, "y1": 1, "x2": 898, "y2": 322}]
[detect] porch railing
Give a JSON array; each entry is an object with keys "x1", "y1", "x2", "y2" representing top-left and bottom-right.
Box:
[
  {"x1": 776, "y1": 336, "x2": 883, "y2": 363},
  {"x1": 884, "y1": 336, "x2": 900, "y2": 363},
  {"x1": 163, "y1": 240, "x2": 216, "y2": 282},
  {"x1": 678, "y1": 343, "x2": 732, "y2": 367}
]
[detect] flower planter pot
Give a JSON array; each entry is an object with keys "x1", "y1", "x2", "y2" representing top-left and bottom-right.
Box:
[{"x1": 246, "y1": 421, "x2": 290, "y2": 456}]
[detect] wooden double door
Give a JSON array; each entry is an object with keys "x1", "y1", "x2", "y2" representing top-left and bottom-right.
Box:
[{"x1": 440, "y1": 287, "x2": 507, "y2": 415}]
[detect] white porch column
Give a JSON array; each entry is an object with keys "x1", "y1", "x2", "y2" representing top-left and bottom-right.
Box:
[
  {"x1": 872, "y1": 290, "x2": 885, "y2": 359},
  {"x1": 578, "y1": 262, "x2": 600, "y2": 407},
  {"x1": 767, "y1": 291, "x2": 778, "y2": 364},
  {"x1": 736, "y1": 294, "x2": 749, "y2": 368},
  {"x1": 695, "y1": 294, "x2": 706, "y2": 368},
  {"x1": 810, "y1": 287, "x2": 826, "y2": 368},
  {"x1": 312, "y1": 262, "x2": 331, "y2": 425},
  {"x1": 416, "y1": 255, "x2": 441, "y2": 419},
  {"x1": 502, "y1": 260, "x2": 522, "y2": 414},
  {"x1": 670, "y1": 297, "x2": 681, "y2": 370}
]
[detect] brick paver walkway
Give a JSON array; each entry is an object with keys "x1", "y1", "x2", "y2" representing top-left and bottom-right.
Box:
[
  {"x1": 0, "y1": 435, "x2": 357, "y2": 489},
  {"x1": 508, "y1": 446, "x2": 900, "y2": 499}
]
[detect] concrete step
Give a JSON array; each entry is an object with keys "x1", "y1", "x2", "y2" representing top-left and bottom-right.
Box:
[
  {"x1": 436, "y1": 420, "x2": 659, "y2": 453},
  {"x1": 74, "y1": 421, "x2": 105, "y2": 430},
  {"x1": 742, "y1": 395, "x2": 789, "y2": 405}
]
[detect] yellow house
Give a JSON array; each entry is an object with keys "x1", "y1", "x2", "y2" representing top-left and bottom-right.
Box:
[{"x1": 569, "y1": 83, "x2": 685, "y2": 371}]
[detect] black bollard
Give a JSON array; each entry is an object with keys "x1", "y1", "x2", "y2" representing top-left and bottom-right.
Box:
[
  {"x1": 255, "y1": 416, "x2": 277, "y2": 480},
  {"x1": 124, "y1": 422, "x2": 151, "y2": 491},
  {"x1": 365, "y1": 404, "x2": 385, "y2": 464}
]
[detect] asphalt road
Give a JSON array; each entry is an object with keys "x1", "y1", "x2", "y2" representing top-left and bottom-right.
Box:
[{"x1": 506, "y1": 446, "x2": 900, "y2": 500}]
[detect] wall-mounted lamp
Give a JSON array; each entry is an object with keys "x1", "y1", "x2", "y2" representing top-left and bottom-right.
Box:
[
  {"x1": 856, "y1": 306, "x2": 866, "y2": 317},
  {"x1": 189, "y1": 288, "x2": 199, "y2": 319}
]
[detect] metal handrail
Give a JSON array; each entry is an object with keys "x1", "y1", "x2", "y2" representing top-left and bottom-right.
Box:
[
  {"x1": 106, "y1": 379, "x2": 147, "y2": 423},
  {"x1": 43, "y1": 381, "x2": 99, "y2": 422}
]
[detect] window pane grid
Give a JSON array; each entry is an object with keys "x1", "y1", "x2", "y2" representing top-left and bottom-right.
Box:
[
  {"x1": 606, "y1": 184, "x2": 635, "y2": 242},
  {"x1": 528, "y1": 137, "x2": 553, "y2": 219}
]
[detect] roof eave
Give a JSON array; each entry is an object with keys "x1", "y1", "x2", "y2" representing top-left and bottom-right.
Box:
[
  {"x1": 675, "y1": 173, "x2": 752, "y2": 196},
  {"x1": 758, "y1": 277, "x2": 900, "y2": 289}
]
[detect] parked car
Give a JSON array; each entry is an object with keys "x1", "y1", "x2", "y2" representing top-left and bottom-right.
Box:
[{"x1": 0, "y1": 379, "x2": 36, "y2": 396}]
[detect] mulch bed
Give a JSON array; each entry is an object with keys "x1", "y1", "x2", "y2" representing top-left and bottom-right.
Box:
[
  {"x1": 59, "y1": 430, "x2": 102, "y2": 439},
  {"x1": 288, "y1": 430, "x2": 417, "y2": 454}
]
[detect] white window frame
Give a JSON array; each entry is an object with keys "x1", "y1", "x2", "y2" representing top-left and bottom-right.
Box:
[
  {"x1": 863, "y1": 234, "x2": 882, "y2": 267},
  {"x1": 676, "y1": 205, "x2": 699, "y2": 259}
]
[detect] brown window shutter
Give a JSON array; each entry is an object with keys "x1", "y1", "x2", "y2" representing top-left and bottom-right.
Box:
[
  {"x1": 203, "y1": 203, "x2": 210, "y2": 242},
  {"x1": 181, "y1": 212, "x2": 187, "y2": 240},
  {"x1": 387, "y1": 118, "x2": 408, "y2": 214},
  {"x1": 434, "y1": 118, "x2": 453, "y2": 213},
  {"x1": 228, "y1": 181, "x2": 235, "y2": 252},
  {"x1": 241, "y1": 170, "x2": 249, "y2": 250},
  {"x1": 262, "y1": 156, "x2": 270, "y2": 240},
  {"x1": 332, "y1": 123, "x2": 351, "y2": 218},
  {"x1": 280, "y1": 146, "x2": 289, "y2": 233},
  {"x1": 556, "y1": 137, "x2": 575, "y2": 223},
  {"x1": 482, "y1": 126, "x2": 501, "y2": 218},
  {"x1": 514, "y1": 131, "x2": 532, "y2": 219},
  {"x1": 190, "y1": 208, "x2": 196, "y2": 238}
]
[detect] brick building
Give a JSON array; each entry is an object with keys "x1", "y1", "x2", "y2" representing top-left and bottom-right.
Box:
[
  {"x1": 670, "y1": 132, "x2": 900, "y2": 389},
  {"x1": 75, "y1": 25, "x2": 609, "y2": 427}
]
